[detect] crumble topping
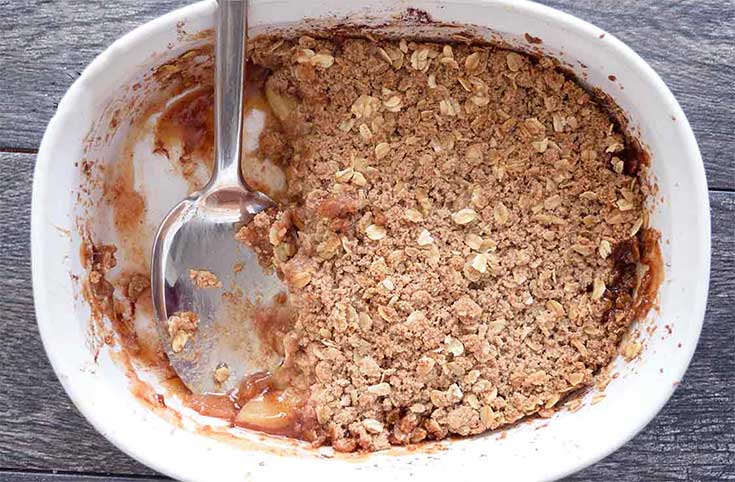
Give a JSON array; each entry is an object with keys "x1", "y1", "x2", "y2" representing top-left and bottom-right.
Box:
[
  {"x1": 189, "y1": 268, "x2": 223, "y2": 289},
  {"x1": 234, "y1": 35, "x2": 656, "y2": 451},
  {"x1": 167, "y1": 311, "x2": 199, "y2": 353},
  {"x1": 214, "y1": 363, "x2": 231, "y2": 384},
  {"x1": 83, "y1": 30, "x2": 662, "y2": 453}
]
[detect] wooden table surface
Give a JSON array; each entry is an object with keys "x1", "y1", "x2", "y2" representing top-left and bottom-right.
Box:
[{"x1": 1, "y1": 1, "x2": 733, "y2": 480}]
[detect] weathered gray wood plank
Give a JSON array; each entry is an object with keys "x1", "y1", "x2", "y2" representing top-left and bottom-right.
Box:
[
  {"x1": 1, "y1": 0, "x2": 734, "y2": 190},
  {"x1": 1, "y1": 149, "x2": 732, "y2": 480},
  {"x1": 0, "y1": 472, "x2": 165, "y2": 482}
]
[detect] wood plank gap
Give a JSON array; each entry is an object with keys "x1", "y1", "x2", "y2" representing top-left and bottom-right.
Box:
[
  {"x1": 0, "y1": 147, "x2": 38, "y2": 155},
  {"x1": 0, "y1": 468, "x2": 168, "y2": 481}
]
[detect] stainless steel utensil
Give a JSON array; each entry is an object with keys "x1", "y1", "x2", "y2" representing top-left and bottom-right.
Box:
[{"x1": 151, "y1": 0, "x2": 283, "y2": 395}]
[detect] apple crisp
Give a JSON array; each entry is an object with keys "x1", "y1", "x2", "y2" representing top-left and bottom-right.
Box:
[
  {"x1": 86, "y1": 30, "x2": 661, "y2": 452},
  {"x1": 229, "y1": 35, "x2": 661, "y2": 451}
]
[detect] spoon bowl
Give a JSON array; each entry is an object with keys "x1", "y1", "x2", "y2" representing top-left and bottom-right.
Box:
[{"x1": 151, "y1": 185, "x2": 282, "y2": 394}]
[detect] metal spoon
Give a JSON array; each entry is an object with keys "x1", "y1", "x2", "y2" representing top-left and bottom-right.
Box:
[{"x1": 151, "y1": 0, "x2": 283, "y2": 395}]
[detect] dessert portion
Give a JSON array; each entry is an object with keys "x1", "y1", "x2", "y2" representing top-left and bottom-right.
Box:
[
  {"x1": 86, "y1": 32, "x2": 662, "y2": 453},
  {"x1": 229, "y1": 35, "x2": 660, "y2": 451}
]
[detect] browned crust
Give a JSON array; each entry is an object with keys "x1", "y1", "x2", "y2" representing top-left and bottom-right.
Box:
[{"x1": 76, "y1": 19, "x2": 663, "y2": 454}]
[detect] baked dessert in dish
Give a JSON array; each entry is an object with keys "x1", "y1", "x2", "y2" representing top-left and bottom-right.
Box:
[{"x1": 82, "y1": 32, "x2": 662, "y2": 453}]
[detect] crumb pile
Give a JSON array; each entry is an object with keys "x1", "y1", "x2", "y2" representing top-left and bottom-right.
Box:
[{"x1": 237, "y1": 35, "x2": 652, "y2": 451}]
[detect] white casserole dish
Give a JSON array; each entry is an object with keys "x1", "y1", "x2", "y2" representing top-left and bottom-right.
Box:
[{"x1": 32, "y1": 1, "x2": 710, "y2": 480}]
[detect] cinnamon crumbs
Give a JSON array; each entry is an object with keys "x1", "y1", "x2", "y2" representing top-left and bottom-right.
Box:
[
  {"x1": 234, "y1": 34, "x2": 661, "y2": 450},
  {"x1": 83, "y1": 31, "x2": 662, "y2": 453}
]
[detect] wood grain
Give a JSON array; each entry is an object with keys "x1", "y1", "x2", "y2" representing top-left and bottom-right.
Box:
[
  {"x1": 0, "y1": 472, "x2": 166, "y2": 482},
  {"x1": 0, "y1": 0, "x2": 733, "y2": 480},
  {"x1": 0, "y1": 0, "x2": 733, "y2": 190}
]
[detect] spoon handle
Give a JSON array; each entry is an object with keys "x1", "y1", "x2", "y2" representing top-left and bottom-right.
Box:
[{"x1": 212, "y1": 0, "x2": 248, "y2": 190}]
